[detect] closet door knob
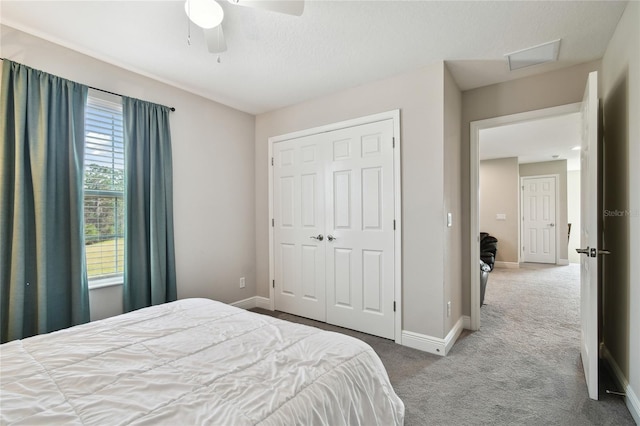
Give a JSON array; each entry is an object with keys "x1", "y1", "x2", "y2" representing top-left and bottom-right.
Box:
[
  {"x1": 327, "y1": 235, "x2": 337, "y2": 242},
  {"x1": 310, "y1": 234, "x2": 324, "y2": 241}
]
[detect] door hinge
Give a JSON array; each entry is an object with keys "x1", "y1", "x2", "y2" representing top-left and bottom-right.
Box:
[
  {"x1": 392, "y1": 137, "x2": 395, "y2": 148},
  {"x1": 272, "y1": 218, "x2": 274, "y2": 227},
  {"x1": 393, "y1": 301, "x2": 396, "y2": 312},
  {"x1": 393, "y1": 219, "x2": 396, "y2": 230},
  {"x1": 271, "y1": 157, "x2": 274, "y2": 166},
  {"x1": 272, "y1": 280, "x2": 275, "y2": 288}
]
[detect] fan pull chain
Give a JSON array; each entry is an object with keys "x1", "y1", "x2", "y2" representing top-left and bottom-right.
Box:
[
  {"x1": 186, "y1": 0, "x2": 192, "y2": 45},
  {"x1": 215, "y1": 25, "x2": 222, "y2": 63}
]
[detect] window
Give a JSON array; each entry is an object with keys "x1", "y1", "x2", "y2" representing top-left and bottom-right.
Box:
[{"x1": 84, "y1": 90, "x2": 124, "y2": 281}]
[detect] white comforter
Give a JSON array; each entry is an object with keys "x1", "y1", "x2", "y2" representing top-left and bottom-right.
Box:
[{"x1": 0, "y1": 298, "x2": 404, "y2": 425}]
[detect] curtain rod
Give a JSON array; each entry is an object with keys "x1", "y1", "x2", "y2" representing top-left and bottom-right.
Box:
[{"x1": 1, "y1": 58, "x2": 176, "y2": 112}]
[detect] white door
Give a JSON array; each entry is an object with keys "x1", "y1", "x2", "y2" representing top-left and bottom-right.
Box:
[
  {"x1": 577, "y1": 71, "x2": 599, "y2": 400},
  {"x1": 522, "y1": 176, "x2": 557, "y2": 263},
  {"x1": 272, "y1": 118, "x2": 396, "y2": 340},
  {"x1": 273, "y1": 134, "x2": 326, "y2": 321},
  {"x1": 325, "y1": 120, "x2": 396, "y2": 339}
]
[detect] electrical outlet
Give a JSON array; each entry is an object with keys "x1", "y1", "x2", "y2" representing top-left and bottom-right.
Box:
[
  {"x1": 447, "y1": 301, "x2": 451, "y2": 317},
  {"x1": 239, "y1": 277, "x2": 245, "y2": 289}
]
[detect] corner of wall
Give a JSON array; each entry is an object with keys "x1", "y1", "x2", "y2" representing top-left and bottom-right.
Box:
[
  {"x1": 402, "y1": 315, "x2": 464, "y2": 357},
  {"x1": 602, "y1": 344, "x2": 640, "y2": 424},
  {"x1": 600, "y1": 0, "x2": 640, "y2": 414},
  {"x1": 443, "y1": 60, "x2": 464, "y2": 333}
]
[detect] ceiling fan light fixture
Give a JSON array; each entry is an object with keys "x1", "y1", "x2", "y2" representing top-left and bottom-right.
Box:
[{"x1": 185, "y1": 0, "x2": 224, "y2": 29}]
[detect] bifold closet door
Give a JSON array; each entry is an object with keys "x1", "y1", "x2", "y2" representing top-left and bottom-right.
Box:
[
  {"x1": 272, "y1": 118, "x2": 396, "y2": 340},
  {"x1": 273, "y1": 134, "x2": 326, "y2": 321},
  {"x1": 325, "y1": 119, "x2": 395, "y2": 339}
]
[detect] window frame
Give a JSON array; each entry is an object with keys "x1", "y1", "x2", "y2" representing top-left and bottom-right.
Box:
[{"x1": 84, "y1": 89, "x2": 125, "y2": 288}]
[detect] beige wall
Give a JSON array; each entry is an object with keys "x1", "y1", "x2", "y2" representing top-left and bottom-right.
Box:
[
  {"x1": 479, "y1": 158, "x2": 519, "y2": 263},
  {"x1": 256, "y1": 62, "x2": 460, "y2": 339},
  {"x1": 460, "y1": 60, "x2": 601, "y2": 315},
  {"x1": 567, "y1": 170, "x2": 581, "y2": 264},
  {"x1": 601, "y1": 0, "x2": 640, "y2": 416},
  {"x1": 443, "y1": 65, "x2": 463, "y2": 331},
  {"x1": 519, "y1": 160, "x2": 569, "y2": 262},
  {"x1": 1, "y1": 25, "x2": 257, "y2": 320}
]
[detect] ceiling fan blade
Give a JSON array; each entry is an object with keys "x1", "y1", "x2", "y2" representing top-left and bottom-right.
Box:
[
  {"x1": 204, "y1": 25, "x2": 227, "y2": 53},
  {"x1": 230, "y1": 0, "x2": 304, "y2": 16}
]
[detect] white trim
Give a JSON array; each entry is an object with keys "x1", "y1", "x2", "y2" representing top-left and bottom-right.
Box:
[
  {"x1": 230, "y1": 297, "x2": 258, "y2": 310},
  {"x1": 444, "y1": 317, "x2": 464, "y2": 355},
  {"x1": 626, "y1": 384, "x2": 640, "y2": 423},
  {"x1": 462, "y1": 315, "x2": 472, "y2": 330},
  {"x1": 392, "y1": 112, "x2": 403, "y2": 344},
  {"x1": 402, "y1": 330, "x2": 447, "y2": 356},
  {"x1": 470, "y1": 102, "x2": 582, "y2": 332},
  {"x1": 470, "y1": 118, "x2": 481, "y2": 331},
  {"x1": 602, "y1": 345, "x2": 640, "y2": 424},
  {"x1": 268, "y1": 132, "x2": 275, "y2": 311},
  {"x1": 88, "y1": 277, "x2": 123, "y2": 290},
  {"x1": 255, "y1": 296, "x2": 272, "y2": 310},
  {"x1": 401, "y1": 319, "x2": 463, "y2": 357},
  {"x1": 402, "y1": 317, "x2": 468, "y2": 356},
  {"x1": 494, "y1": 261, "x2": 520, "y2": 269},
  {"x1": 230, "y1": 296, "x2": 273, "y2": 310},
  {"x1": 267, "y1": 110, "x2": 402, "y2": 344},
  {"x1": 557, "y1": 259, "x2": 570, "y2": 266},
  {"x1": 269, "y1": 110, "x2": 401, "y2": 144}
]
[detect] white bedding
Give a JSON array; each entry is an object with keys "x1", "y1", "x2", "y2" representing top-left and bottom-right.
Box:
[{"x1": 0, "y1": 298, "x2": 404, "y2": 425}]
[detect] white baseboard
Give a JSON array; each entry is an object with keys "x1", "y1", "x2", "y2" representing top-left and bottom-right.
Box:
[
  {"x1": 231, "y1": 296, "x2": 272, "y2": 311},
  {"x1": 402, "y1": 317, "x2": 464, "y2": 357},
  {"x1": 402, "y1": 330, "x2": 446, "y2": 356},
  {"x1": 628, "y1": 388, "x2": 640, "y2": 425},
  {"x1": 230, "y1": 296, "x2": 257, "y2": 310},
  {"x1": 462, "y1": 315, "x2": 471, "y2": 330},
  {"x1": 494, "y1": 261, "x2": 519, "y2": 269},
  {"x1": 557, "y1": 258, "x2": 570, "y2": 265},
  {"x1": 255, "y1": 296, "x2": 272, "y2": 310},
  {"x1": 602, "y1": 345, "x2": 640, "y2": 424},
  {"x1": 444, "y1": 317, "x2": 464, "y2": 355}
]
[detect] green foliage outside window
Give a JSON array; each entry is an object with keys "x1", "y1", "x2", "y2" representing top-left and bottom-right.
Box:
[{"x1": 84, "y1": 94, "x2": 124, "y2": 280}]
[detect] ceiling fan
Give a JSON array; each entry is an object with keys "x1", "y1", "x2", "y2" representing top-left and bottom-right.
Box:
[{"x1": 184, "y1": 0, "x2": 305, "y2": 54}]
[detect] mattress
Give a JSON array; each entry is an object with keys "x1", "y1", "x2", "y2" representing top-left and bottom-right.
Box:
[{"x1": 0, "y1": 298, "x2": 404, "y2": 425}]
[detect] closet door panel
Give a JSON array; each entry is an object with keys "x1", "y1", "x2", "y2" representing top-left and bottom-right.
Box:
[
  {"x1": 273, "y1": 135, "x2": 326, "y2": 321},
  {"x1": 325, "y1": 119, "x2": 395, "y2": 340}
]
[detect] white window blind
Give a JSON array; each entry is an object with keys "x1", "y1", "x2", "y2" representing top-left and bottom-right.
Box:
[{"x1": 84, "y1": 90, "x2": 125, "y2": 280}]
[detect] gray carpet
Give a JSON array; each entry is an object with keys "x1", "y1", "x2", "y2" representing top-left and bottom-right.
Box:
[{"x1": 252, "y1": 263, "x2": 635, "y2": 425}]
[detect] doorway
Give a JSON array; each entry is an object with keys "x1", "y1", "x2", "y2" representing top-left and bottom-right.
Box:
[{"x1": 470, "y1": 102, "x2": 582, "y2": 330}]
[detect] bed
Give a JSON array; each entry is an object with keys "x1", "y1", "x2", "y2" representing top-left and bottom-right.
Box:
[{"x1": 0, "y1": 298, "x2": 404, "y2": 425}]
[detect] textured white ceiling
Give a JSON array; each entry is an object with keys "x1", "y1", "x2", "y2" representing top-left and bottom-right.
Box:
[
  {"x1": 480, "y1": 113, "x2": 582, "y2": 171},
  {"x1": 0, "y1": 1, "x2": 628, "y2": 114}
]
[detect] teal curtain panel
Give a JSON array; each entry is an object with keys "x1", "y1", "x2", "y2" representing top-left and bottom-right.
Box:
[
  {"x1": 122, "y1": 97, "x2": 177, "y2": 311},
  {"x1": 0, "y1": 60, "x2": 90, "y2": 343}
]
